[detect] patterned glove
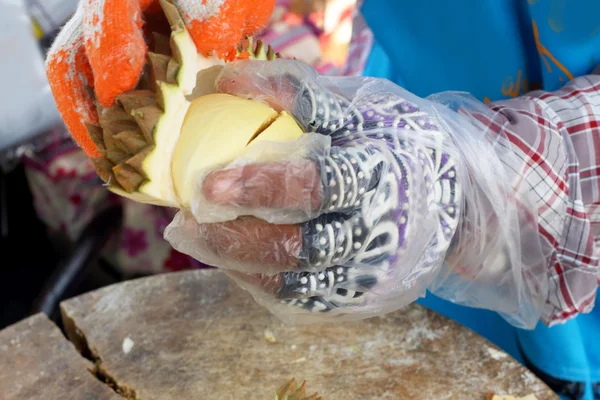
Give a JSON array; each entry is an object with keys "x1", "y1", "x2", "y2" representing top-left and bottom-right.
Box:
[
  {"x1": 164, "y1": 59, "x2": 550, "y2": 325},
  {"x1": 45, "y1": 0, "x2": 275, "y2": 160}
]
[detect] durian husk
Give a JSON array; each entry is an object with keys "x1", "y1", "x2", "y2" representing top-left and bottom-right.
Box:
[
  {"x1": 486, "y1": 395, "x2": 538, "y2": 400},
  {"x1": 276, "y1": 378, "x2": 324, "y2": 400},
  {"x1": 87, "y1": 0, "x2": 280, "y2": 203}
]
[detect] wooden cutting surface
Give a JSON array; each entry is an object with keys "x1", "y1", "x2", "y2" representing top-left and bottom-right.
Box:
[{"x1": 1, "y1": 270, "x2": 558, "y2": 400}]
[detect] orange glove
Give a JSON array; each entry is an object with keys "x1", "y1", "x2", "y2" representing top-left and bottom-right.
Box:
[{"x1": 45, "y1": 0, "x2": 275, "y2": 160}]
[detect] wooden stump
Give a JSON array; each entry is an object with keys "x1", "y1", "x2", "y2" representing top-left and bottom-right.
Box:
[
  {"x1": 1, "y1": 270, "x2": 559, "y2": 399},
  {"x1": 60, "y1": 270, "x2": 557, "y2": 400},
  {"x1": 0, "y1": 314, "x2": 120, "y2": 400}
]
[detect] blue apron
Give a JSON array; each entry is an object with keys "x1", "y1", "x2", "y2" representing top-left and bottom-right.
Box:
[{"x1": 360, "y1": 1, "x2": 600, "y2": 398}]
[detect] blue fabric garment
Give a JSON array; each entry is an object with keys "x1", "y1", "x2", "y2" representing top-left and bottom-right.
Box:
[{"x1": 360, "y1": 0, "x2": 600, "y2": 397}]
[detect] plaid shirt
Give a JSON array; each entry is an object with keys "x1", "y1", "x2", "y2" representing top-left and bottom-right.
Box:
[{"x1": 474, "y1": 68, "x2": 600, "y2": 326}]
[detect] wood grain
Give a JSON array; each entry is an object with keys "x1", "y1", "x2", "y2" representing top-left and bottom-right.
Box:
[
  {"x1": 58, "y1": 270, "x2": 558, "y2": 400},
  {"x1": 0, "y1": 314, "x2": 121, "y2": 400}
]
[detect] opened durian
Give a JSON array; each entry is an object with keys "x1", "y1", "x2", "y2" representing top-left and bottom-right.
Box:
[
  {"x1": 86, "y1": 0, "x2": 303, "y2": 208},
  {"x1": 276, "y1": 378, "x2": 324, "y2": 400}
]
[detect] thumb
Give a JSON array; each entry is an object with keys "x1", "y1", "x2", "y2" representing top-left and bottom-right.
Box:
[{"x1": 215, "y1": 58, "x2": 319, "y2": 116}]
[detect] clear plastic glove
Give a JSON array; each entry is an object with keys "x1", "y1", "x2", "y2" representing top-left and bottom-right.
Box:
[
  {"x1": 165, "y1": 59, "x2": 550, "y2": 328},
  {"x1": 45, "y1": 0, "x2": 275, "y2": 160}
]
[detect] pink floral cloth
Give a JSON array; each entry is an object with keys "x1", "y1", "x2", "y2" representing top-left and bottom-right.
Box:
[{"x1": 23, "y1": 0, "x2": 374, "y2": 276}]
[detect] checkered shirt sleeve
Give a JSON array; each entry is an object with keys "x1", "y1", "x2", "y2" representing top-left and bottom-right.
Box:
[{"x1": 471, "y1": 69, "x2": 600, "y2": 326}]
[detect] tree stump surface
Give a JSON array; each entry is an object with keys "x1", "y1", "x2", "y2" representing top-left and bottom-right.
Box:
[
  {"x1": 1, "y1": 270, "x2": 559, "y2": 399},
  {"x1": 0, "y1": 313, "x2": 120, "y2": 400}
]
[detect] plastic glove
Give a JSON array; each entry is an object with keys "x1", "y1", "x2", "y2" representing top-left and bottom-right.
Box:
[
  {"x1": 45, "y1": 0, "x2": 275, "y2": 160},
  {"x1": 164, "y1": 59, "x2": 554, "y2": 328}
]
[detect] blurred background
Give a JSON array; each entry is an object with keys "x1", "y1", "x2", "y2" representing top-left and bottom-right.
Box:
[{"x1": 0, "y1": 0, "x2": 371, "y2": 331}]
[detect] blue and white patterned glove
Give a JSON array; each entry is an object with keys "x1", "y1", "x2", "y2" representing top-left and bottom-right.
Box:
[{"x1": 165, "y1": 59, "x2": 547, "y2": 327}]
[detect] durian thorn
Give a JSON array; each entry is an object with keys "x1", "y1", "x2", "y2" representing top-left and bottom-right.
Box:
[
  {"x1": 125, "y1": 146, "x2": 154, "y2": 178},
  {"x1": 116, "y1": 91, "x2": 157, "y2": 115},
  {"x1": 102, "y1": 127, "x2": 117, "y2": 152},
  {"x1": 113, "y1": 130, "x2": 147, "y2": 154},
  {"x1": 166, "y1": 58, "x2": 180, "y2": 84},
  {"x1": 151, "y1": 32, "x2": 172, "y2": 56},
  {"x1": 113, "y1": 164, "x2": 144, "y2": 193},
  {"x1": 303, "y1": 394, "x2": 321, "y2": 400},
  {"x1": 298, "y1": 380, "x2": 307, "y2": 393},
  {"x1": 237, "y1": 36, "x2": 278, "y2": 61},
  {"x1": 106, "y1": 150, "x2": 129, "y2": 164},
  {"x1": 130, "y1": 105, "x2": 163, "y2": 144},
  {"x1": 85, "y1": 123, "x2": 106, "y2": 151},
  {"x1": 276, "y1": 378, "x2": 298, "y2": 398},
  {"x1": 159, "y1": 0, "x2": 185, "y2": 32},
  {"x1": 148, "y1": 52, "x2": 171, "y2": 85},
  {"x1": 91, "y1": 157, "x2": 114, "y2": 183}
]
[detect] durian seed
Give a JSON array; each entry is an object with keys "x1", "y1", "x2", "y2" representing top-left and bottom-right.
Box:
[
  {"x1": 131, "y1": 105, "x2": 163, "y2": 143},
  {"x1": 85, "y1": 123, "x2": 106, "y2": 151},
  {"x1": 148, "y1": 52, "x2": 170, "y2": 84},
  {"x1": 113, "y1": 130, "x2": 147, "y2": 154},
  {"x1": 151, "y1": 32, "x2": 172, "y2": 56},
  {"x1": 106, "y1": 150, "x2": 130, "y2": 165},
  {"x1": 166, "y1": 58, "x2": 180, "y2": 84},
  {"x1": 113, "y1": 164, "x2": 145, "y2": 193},
  {"x1": 116, "y1": 90, "x2": 157, "y2": 115},
  {"x1": 125, "y1": 146, "x2": 154, "y2": 178}
]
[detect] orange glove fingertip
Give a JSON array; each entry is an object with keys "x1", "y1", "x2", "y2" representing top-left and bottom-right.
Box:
[
  {"x1": 46, "y1": 43, "x2": 102, "y2": 159},
  {"x1": 84, "y1": 0, "x2": 148, "y2": 108}
]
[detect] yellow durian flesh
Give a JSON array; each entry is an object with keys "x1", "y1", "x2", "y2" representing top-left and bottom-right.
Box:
[{"x1": 171, "y1": 93, "x2": 304, "y2": 207}]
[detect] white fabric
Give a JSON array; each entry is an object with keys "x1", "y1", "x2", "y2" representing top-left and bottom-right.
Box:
[{"x1": 0, "y1": 0, "x2": 62, "y2": 153}]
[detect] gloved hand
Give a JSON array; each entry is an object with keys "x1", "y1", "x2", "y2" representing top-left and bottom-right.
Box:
[
  {"x1": 164, "y1": 59, "x2": 553, "y2": 328},
  {"x1": 45, "y1": 0, "x2": 275, "y2": 160}
]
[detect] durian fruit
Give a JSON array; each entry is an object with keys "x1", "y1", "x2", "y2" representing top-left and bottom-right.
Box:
[
  {"x1": 275, "y1": 378, "x2": 324, "y2": 400},
  {"x1": 86, "y1": 0, "x2": 304, "y2": 208},
  {"x1": 486, "y1": 395, "x2": 538, "y2": 400}
]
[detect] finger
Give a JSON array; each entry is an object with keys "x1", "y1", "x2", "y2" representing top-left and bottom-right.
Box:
[
  {"x1": 199, "y1": 217, "x2": 303, "y2": 273},
  {"x1": 201, "y1": 141, "x2": 385, "y2": 215},
  {"x1": 82, "y1": 0, "x2": 147, "y2": 108},
  {"x1": 139, "y1": 0, "x2": 157, "y2": 9},
  {"x1": 197, "y1": 205, "x2": 399, "y2": 274},
  {"x1": 46, "y1": 8, "x2": 101, "y2": 159},
  {"x1": 228, "y1": 264, "x2": 378, "y2": 313},
  {"x1": 241, "y1": 0, "x2": 277, "y2": 36},
  {"x1": 215, "y1": 59, "x2": 326, "y2": 128},
  {"x1": 202, "y1": 160, "x2": 322, "y2": 211},
  {"x1": 227, "y1": 270, "x2": 363, "y2": 315},
  {"x1": 173, "y1": 0, "x2": 276, "y2": 59},
  {"x1": 216, "y1": 61, "x2": 303, "y2": 113}
]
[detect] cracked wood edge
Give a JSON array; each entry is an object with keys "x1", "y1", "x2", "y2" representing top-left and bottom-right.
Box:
[
  {"x1": 0, "y1": 313, "x2": 122, "y2": 400},
  {"x1": 58, "y1": 270, "x2": 559, "y2": 400}
]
